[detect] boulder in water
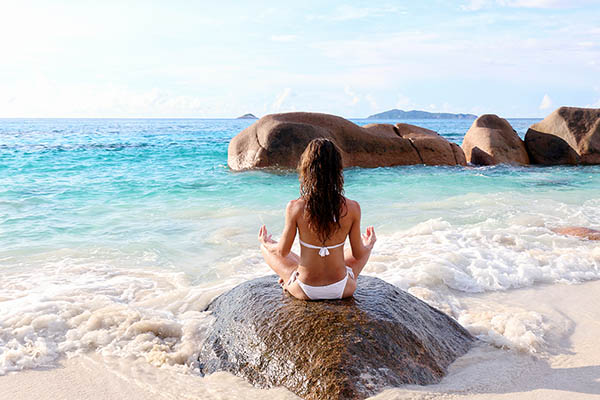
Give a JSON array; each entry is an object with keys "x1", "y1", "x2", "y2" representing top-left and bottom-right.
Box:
[
  {"x1": 198, "y1": 275, "x2": 475, "y2": 400},
  {"x1": 525, "y1": 107, "x2": 600, "y2": 165},
  {"x1": 395, "y1": 123, "x2": 467, "y2": 166},
  {"x1": 461, "y1": 114, "x2": 529, "y2": 165},
  {"x1": 227, "y1": 112, "x2": 466, "y2": 170},
  {"x1": 552, "y1": 226, "x2": 600, "y2": 240}
]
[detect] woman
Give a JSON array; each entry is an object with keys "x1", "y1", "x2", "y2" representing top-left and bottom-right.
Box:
[{"x1": 258, "y1": 138, "x2": 376, "y2": 300}]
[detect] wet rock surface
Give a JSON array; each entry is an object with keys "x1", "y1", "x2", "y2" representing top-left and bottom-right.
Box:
[
  {"x1": 462, "y1": 114, "x2": 529, "y2": 165},
  {"x1": 552, "y1": 226, "x2": 600, "y2": 240},
  {"x1": 198, "y1": 275, "x2": 475, "y2": 400},
  {"x1": 227, "y1": 112, "x2": 466, "y2": 170},
  {"x1": 525, "y1": 107, "x2": 600, "y2": 165}
]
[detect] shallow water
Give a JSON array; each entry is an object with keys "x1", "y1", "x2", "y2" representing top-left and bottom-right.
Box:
[{"x1": 1, "y1": 118, "x2": 599, "y2": 381}]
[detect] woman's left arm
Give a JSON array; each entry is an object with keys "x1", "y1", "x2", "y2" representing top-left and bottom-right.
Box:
[{"x1": 259, "y1": 200, "x2": 297, "y2": 257}]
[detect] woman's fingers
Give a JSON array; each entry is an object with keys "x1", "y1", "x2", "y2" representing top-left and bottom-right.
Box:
[
  {"x1": 258, "y1": 225, "x2": 268, "y2": 242},
  {"x1": 363, "y1": 226, "x2": 376, "y2": 248}
]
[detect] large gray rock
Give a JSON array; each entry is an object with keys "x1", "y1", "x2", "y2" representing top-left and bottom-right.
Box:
[
  {"x1": 525, "y1": 107, "x2": 600, "y2": 165},
  {"x1": 198, "y1": 275, "x2": 475, "y2": 400},
  {"x1": 462, "y1": 114, "x2": 529, "y2": 165},
  {"x1": 227, "y1": 112, "x2": 466, "y2": 170}
]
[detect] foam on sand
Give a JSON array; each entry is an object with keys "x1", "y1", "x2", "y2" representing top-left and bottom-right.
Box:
[
  {"x1": 2, "y1": 213, "x2": 600, "y2": 375},
  {"x1": 2, "y1": 280, "x2": 599, "y2": 400}
]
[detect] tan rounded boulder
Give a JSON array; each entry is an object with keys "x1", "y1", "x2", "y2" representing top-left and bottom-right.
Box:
[
  {"x1": 525, "y1": 107, "x2": 600, "y2": 165},
  {"x1": 461, "y1": 114, "x2": 529, "y2": 165},
  {"x1": 552, "y1": 226, "x2": 600, "y2": 240},
  {"x1": 395, "y1": 123, "x2": 467, "y2": 166},
  {"x1": 227, "y1": 112, "x2": 466, "y2": 170}
]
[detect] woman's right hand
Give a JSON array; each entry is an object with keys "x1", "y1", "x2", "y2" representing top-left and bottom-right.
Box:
[
  {"x1": 258, "y1": 225, "x2": 276, "y2": 246},
  {"x1": 362, "y1": 226, "x2": 376, "y2": 250}
]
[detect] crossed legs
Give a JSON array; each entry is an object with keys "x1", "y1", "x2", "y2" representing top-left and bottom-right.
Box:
[{"x1": 260, "y1": 244, "x2": 300, "y2": 285}]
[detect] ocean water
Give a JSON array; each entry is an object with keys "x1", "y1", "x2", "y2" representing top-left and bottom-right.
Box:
[{"x1": 1, "y1": 118, "x2": 599, "y2": 382}]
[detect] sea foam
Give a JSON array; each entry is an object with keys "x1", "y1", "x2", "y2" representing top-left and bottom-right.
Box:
[{"x1": 1, "y1": 211, "x2": 599, "y2": 375}]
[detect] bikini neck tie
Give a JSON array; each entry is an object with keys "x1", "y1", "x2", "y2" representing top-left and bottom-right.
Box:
[{"x1": 319, "y1": 247, "x2": 329, "y2": 257}]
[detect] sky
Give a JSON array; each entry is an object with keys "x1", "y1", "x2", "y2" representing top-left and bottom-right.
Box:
[{"x1": 0, "y1": 0, "x2": 599, "y2": 118}]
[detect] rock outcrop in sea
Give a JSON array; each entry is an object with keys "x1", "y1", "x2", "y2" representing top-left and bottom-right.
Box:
[
  {"x1": 236, "y1": 113, "x2": 258, "y2": 119},
  {"x1": 462, "y1": 114, "x2": 529, "y2": 165},
  {"x1": 525, "y1": 107, "x2": 600, "y2": 165},
  {"x1": 368, "y1": 109, "x2": 477, "y2": 120},
  {"x1": 552, "y1": 226, "x2": 600, "y2": 240},
  {"x1": 198, "y1": 275, "x2": 475, "y2": 400},
  {"x1": 227, "y1": 112, "x2": 466, "y2": 170}
]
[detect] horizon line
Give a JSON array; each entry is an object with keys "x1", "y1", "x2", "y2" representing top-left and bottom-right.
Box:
[{"x1": 0, "y1": 116, "x2": 543, "y2": 120}]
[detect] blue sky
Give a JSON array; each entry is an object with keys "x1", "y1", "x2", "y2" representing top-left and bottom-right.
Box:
[{"x1": 0, "y1": 0, "x2": 598, "y2": 118}]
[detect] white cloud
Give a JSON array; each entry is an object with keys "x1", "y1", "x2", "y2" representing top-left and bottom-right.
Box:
[
  {"x1": 0, "y1": 80, "x2": 218, "y2": 118},
  {"x1": 461, "y1": 0, "x2": 491, "y2": 11},
  {"x1": 270, "y1": 35, "x2": 297, "y2": 42},
  {"x1": 309, "y1": 5, "x2": 405, "y2": 21},
  {"x1": 539, "y1": 94, "x2": 553, "y2": 110},
  {"x1": 365, "y1": 94, "x2": 378, "y2": 111},
  {"x1": 311, "y1": 24, "x2": 598, "y2": 92},
  {"x1": 396, "y1": 94, "x2": 412, "y2": 109},
  {"x1": 462, "y1": 0, "x2": 593, "y2": 10},
  {"x1": 440, "y1": 102, "x2": 453, "y2": 112},
  {"x1": 271, "y1": 88, "x2": 292, "y2": 111},
  {"x1": 344, "y1": 86, "x2": 360, "y2": 105},
  {"x1": 499, "y1": 0, "x2": 591, "y2": 7}
]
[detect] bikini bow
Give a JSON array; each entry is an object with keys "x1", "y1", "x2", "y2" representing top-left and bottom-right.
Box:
[{"x1": 319, "y1": 247, "x2": 329, "y2": 257}]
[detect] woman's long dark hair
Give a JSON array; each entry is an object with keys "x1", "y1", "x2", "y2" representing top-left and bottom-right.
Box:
[{"x1": 298, "y1": 138, "x2": 346, "y2": 243}]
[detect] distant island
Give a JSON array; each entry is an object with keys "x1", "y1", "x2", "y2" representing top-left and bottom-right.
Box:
[
  {"x1": 237, "y1": 113, "x2": 258, "y2": 119},
  {"x1": 367, "y1": 109, "x2": 477, "y2": 120}
]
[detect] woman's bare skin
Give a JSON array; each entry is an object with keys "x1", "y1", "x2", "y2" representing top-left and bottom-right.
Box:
[{"x1": 259, "y1": 197, "x2": 376, "y2": 300}]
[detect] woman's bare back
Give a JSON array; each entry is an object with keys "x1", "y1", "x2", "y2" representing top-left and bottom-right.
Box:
[{"x1": 259, "y1": 196, "x2": 376, "y2": 300}]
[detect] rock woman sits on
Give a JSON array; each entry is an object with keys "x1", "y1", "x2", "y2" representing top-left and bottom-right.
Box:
[{"x1": 258, "y1": 138, "x2": 376, "y2": 300}]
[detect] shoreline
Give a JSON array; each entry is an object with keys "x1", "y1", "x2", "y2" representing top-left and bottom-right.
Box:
[{"x1": 2, "y1": 279, "x2": 600, "y2": 399}]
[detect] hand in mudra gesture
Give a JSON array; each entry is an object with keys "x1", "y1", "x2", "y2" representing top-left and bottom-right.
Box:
[
  {"x1": 258, "y1": 225, "x2": 276, "y2": 245},
  {"x1": 362, "y1": 226, "x2": 376, "y2": 250}
]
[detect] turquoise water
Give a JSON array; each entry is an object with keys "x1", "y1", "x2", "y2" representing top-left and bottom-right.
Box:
[
  {"x1": 1, "y1": 118, "x2": 597, "y2": 267},
  {"x1": 1, "y1": 118, "x2": 599, "y2": 376}
]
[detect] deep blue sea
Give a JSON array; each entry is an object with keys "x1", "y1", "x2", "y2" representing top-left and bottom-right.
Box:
[{"x1": 1, "y1": 118, "x2": 599, "y2": 381}]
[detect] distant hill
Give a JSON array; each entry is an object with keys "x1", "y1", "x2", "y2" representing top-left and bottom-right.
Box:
[
  {"x1": 237, "y1": 113, "x2": 258, "y2": 119},
  {"x1": 367, "y1": 109, "x2": 477, "y2": 120}
]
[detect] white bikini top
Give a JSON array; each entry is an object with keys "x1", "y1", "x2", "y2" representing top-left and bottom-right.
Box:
[{"x1": 298, "y1": 238, "x2": 345, "y2": 257}]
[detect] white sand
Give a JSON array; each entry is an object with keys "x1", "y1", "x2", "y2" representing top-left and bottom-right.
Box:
[{"x1": 2, "y1": 280, "x2": 600, "y2": 400}]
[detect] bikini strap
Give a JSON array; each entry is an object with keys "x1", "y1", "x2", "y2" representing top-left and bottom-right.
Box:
[{"x1": 298, "y1": 238, "x2": 345, "y2": 257}]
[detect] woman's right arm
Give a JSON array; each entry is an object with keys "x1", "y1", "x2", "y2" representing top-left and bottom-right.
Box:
[
  {"x1": 259, "y1": 200, "x2": 298, "y2": 257},
  {"x1": 348, "y1": 201, "x2": 376, "y2": 260}
]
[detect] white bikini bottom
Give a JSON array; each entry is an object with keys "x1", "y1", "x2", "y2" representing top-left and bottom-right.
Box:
[{"x1": 287, "y1": 266, "x2": 355, "y2": 300}]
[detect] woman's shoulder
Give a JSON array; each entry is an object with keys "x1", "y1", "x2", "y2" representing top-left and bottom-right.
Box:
[
  {"x1": 286, "y1": 198, "x2": 305, "y2": 213},
  {"x1": 343, "y1": 197, "x2": 361, "y2": 215}
]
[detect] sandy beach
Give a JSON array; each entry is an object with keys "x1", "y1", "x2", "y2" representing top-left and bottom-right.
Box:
[{"x1": 2, "y1": 279, "x2": 599, "y2": 400}]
